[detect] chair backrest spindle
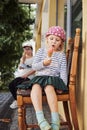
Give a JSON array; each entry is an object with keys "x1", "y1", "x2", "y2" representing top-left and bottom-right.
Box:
[
  {"x1": 70, "y1": 28, "x2": 81, "y2": 84},
  {"x1": 66, "y1": 38, "x2": 74, "y2": 78}
]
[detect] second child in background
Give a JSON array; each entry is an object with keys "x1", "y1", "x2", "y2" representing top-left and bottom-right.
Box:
[{"x1": 8, "y1": 41, "x2": 35, "y2": 109}]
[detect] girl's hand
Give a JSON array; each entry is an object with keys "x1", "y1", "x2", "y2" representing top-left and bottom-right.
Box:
[
  {"x1": 43, "y1": 58, "x2": 52, "y2": 66},
  {"x1": 22, "y1": 52, "x2": 26, "y2": 61},
  {"x1": 20, "y1": 52, "x2": 26, "y2": 63}
]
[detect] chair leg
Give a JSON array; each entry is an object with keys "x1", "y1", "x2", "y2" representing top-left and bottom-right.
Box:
[
  {"x1": 17, "y1": 94, "x2": 27, "y2": 130},
  {"x1": 18, "y1": 105, "x2": 27, "y2": 130},
  {"x1": 22, "y1": 106, "x2": 27, "y2": 130},
  {"x1": 63, "y1": 101, "x2": 72, "y2": 130},
  {"x1": 69, "y1": 87, "x2": 79, "y2": 130},
  {"x1": 18, "y1": 106, "x2": 24, "y2": 130}
]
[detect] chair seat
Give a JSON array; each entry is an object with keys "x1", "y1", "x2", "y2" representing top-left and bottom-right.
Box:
[
  {"x1": 17, "y1": 88, "x2": 69, "y2": 96},
  {"x1": 17, "y1": 89, "x2": 31, "y2": 96}
]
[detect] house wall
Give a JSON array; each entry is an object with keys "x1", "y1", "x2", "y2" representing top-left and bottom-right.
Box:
[
  {"x1": 57, "y1": 0, "x2": 65, "y2": 27},
  {"x1": 81, "y1": 0, "x2": 87, "y2": 129},
  {"x1": 76, "y1": 0, "x2": 87, "y2": 129}
]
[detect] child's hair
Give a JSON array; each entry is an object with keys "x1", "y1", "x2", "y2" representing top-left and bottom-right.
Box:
[
  {"x1": 22, "y1": 40, "x2": 33, "y2": 50},
  {"x1": 46, "y1": 26, "x2": 66, "y2": 51}
]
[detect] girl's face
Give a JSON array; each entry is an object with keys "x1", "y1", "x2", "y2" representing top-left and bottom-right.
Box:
[
  {"x1": 47, "y1": 35, "x2": 63, "y2": 51},
  {"x1": 23, "y1": 46, "x2": 33, "y2": 55}
]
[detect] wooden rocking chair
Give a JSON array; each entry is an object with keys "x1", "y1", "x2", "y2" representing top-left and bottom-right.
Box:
[{"x1": 17, "y1": 28, "x2": 81, "y2": 130}]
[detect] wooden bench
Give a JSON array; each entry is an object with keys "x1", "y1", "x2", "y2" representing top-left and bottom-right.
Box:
[{"x1": 17, "y1": 28, "x2": 81, "y2": 130}]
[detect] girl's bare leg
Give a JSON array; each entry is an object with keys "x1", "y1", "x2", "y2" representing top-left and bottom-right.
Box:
[
  {"x1": 30, "y1": 84, "x2": 42, "y2": 111},
  {"x1": 44, "y1": 85, "x2": 58, "y2": 112},
  {"x1": 31, "y1": 84, "x2": 51, "y2": 130},
  {"x1": 44, "y1": 85, "x2": 60, "y2": 130}
]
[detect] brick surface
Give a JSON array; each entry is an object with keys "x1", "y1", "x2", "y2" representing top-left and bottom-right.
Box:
[
  {"x1": 0, "y1": 92, "x2": 68, "y2": 130},
  {"x1": 0, "y1": 92, "x2": 13, "y2": 130}
]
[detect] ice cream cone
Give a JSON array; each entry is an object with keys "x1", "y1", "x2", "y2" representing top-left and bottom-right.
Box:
[{"x1": 47, "y1": 48, "x2": 53, "y2": 58}]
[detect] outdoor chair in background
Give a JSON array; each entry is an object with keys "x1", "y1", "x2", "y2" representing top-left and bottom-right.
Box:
[{"x1": 17, "y1": 28, "x2": 81, "y2": 130}]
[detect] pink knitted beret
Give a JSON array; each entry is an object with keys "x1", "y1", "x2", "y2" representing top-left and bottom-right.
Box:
[{"x1": 46, "y1": 26, "x2": 66, "y2": 42}]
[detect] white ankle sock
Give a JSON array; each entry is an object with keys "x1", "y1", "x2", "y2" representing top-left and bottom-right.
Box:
[
  {"x1": 36, "y1": 111, "x2": 51, "y2": 128},
  {"x1": 51, "y1": 112, "x2": 60, "y2": 130}
]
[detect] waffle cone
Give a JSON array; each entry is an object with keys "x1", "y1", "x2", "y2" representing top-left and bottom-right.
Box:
[{"x1": 47, "y1": 48, "x2": 53, "y2": 57}]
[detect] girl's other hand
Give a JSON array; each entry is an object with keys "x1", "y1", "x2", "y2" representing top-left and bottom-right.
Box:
[
  {"x1": 20, "y1": 52, "x2": 26, "y2": 63},
  {"x1": 43, "y1": 58, "x2": 52, "y2": 66}
]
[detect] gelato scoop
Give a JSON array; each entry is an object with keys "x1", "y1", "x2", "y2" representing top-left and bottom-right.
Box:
[{"x1": 47, "y1": 47, "x2": 53, "y2": 57}]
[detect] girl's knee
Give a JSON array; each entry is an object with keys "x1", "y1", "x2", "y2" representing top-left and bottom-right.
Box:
[
  {"x1": 31, "y1": 84, "x2": 42, "y2": 94},
  {"x1": 32, "y1": 84, "x2": 41, "y2": 90},
  {"x1": 45, "y1": 85, "x2": 54, "y2": 92}
]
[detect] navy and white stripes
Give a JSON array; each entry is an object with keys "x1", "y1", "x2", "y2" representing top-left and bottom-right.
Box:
[{"x1": 32, "y1": 48, "x2": 67, "y2": 85}]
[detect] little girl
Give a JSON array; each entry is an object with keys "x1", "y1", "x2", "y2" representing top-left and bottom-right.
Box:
[
  {"x1": 29, "y1": 26, "x2": 68, "y2": 130},
  {"x1": 8, "y1": 41, "x2": 35, "y2": 109}
]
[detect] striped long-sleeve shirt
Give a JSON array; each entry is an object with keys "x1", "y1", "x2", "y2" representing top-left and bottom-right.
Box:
[{"x1": 32, "y1": 48, "x2": 68, "y2": 85}]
